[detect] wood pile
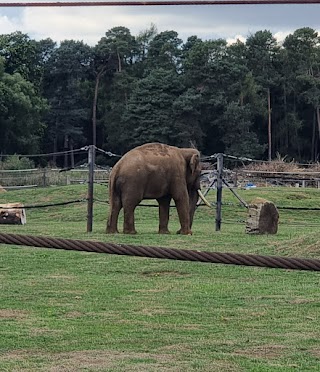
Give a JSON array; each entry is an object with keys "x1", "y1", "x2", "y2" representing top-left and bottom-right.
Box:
[{"x1": 0, "y1": 203, "x2": 26, "y2": 225}]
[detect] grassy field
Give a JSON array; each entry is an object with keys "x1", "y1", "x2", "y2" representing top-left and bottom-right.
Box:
[{"x1": 0, "y1": 184, "x2": 319, "y2": 371}]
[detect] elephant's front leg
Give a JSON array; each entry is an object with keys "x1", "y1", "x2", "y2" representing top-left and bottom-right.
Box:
[
  {"x1": 174, "y1": 193, "x2": 192, "y2": 235},
  {"x1": 157, "y1": 196, "x2": 171, "y2": 234}
]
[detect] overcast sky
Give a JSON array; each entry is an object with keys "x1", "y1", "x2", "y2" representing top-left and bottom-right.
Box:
[{"x1": 0, "y1": 1, "x2": 319, "y2": 45}]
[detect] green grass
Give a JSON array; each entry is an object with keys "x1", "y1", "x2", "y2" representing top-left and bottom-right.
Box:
[{"x1": 0, "y1": 184, "x2": 320, "y2": 371}]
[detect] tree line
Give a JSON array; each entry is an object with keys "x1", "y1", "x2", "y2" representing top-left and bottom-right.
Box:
[{"x1": 0, "y1": 26, "x2": 319, "y2": 166}]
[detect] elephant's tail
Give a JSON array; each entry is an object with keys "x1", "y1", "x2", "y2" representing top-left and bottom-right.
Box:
[
  {"x1": 106, "y1": 173, "x2": 122, "y2": 233},
  {"x1": 108, "y1": 173, "x2": 122, "y2": 207}
]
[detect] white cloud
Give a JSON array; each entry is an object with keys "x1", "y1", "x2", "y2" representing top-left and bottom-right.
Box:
[
  {"x1": 0, "y1": 3, "x2": 318, "y2": 46},
  {"x1": 0, "y1": 14, "x2": 20, "y2": 34},
  {"x1": 227, "y1": 34, "x2": 246, "y2": 45},
  {"x1": 23, "y1": 8, "x2": 108, "y2": 44},
  {"x1": 273, "y1": 30, "x2": 292, "y2": 43}
]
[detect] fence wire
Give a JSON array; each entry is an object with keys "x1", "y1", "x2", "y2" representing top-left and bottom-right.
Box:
[{"x1": 0, "y1": 199, "x2": 87, "y2": 209}]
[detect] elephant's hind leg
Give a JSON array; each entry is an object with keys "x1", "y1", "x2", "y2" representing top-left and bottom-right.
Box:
[
  {"x1": 106, "y1": 196, "x2": 122, "y2": 234},
  {"x1": 122, "y1": 196, "x2": 139, "y2": 234},
  {"x1": 157, "y1": 196, "x2": 171, "y2": 234},
  {"x1": 123, "y1": 205, "x2": 137, "y2": 234}
]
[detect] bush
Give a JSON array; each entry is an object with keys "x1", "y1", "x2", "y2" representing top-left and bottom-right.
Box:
[{"x1": 0, "y1": 155, "x2": 35, "y2": 170}]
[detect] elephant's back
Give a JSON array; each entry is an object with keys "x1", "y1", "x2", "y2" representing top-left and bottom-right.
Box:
[
  {"x1": 125, "y1": 143, "x2": 180, "y2": 164},
  {"x1": 117, "y1": 144, "x2": 174, "y2": 166}
]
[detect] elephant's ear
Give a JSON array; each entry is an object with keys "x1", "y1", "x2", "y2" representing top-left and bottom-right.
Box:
[{"x1": 189, "y1": 153, "x2": 199, "y2": 174}]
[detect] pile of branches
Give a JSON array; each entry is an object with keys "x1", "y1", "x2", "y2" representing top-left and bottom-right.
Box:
[{"x1": 241, "y1": 154, "x2": 320, "y2": 173}]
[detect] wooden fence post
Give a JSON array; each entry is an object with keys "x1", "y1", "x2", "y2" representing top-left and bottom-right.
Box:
[
  {"x1": 87, "y1": 145, "x2": 95, "y2": 233},
  {"x1": 42, "y1": 168, "x2": 47, "y2": 187},
  {"x1": 215, "y1": 153, "x2": 223, "y2": 231}
]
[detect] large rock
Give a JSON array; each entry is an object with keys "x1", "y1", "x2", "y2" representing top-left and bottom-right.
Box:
[{"x1": 246, "y1": 197, "x2": 279, "y2": 234}]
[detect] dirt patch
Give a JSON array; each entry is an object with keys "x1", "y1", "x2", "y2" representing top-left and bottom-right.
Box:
[
  {"x1": 288, "y1": 298, "x2": 314, "y2": 305},
  {"x1": 63, "y1": 311, "x2": 83, "y2": 319},
  {"x1": 195, "y1": 360, "x2": 240, "y2": 372},
  {"x1": 0, "y1": 349, "x2": 35, "y2": 362},
  {"x1": 286, "y1": 192, "x2": 310, "y2": 200},
  {"x1": 179, "y1": 323, "x2": 203, "y2": 331},
  {"x1": 310, "y1": 348, "x2": 320, "y2": 358},
  {"x1": 158, "y1": 343, "x2": 194, "y2": 353},
  {"x1": 234, "y1": 344, "x2": 287, "y2": 359},
  {"x1": 0, "y1": 309, "x2": 28, "y2": 319},
  {"x1": 274, "y1": 235, "x2": 320, "y2": 258},
  {"x1": 140, "y1": 307, "x2": 168, "y2": 316},
  {"x1": 29, "y1": 328, "x2": 63, "y2": 337},
  {"x1": 0, "y1": 349, "x2": 241, "y2": 371},
  {"x1": 0, "y1": 349, "x2": 180, "y2": 371}
]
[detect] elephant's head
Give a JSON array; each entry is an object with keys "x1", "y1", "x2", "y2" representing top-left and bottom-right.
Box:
[
  {"x1": 181, "y1": 148, "x2": 208, "y2": 229},
  {"x1": 182, "y1": 148, "x2": 202, "y2": 187}
]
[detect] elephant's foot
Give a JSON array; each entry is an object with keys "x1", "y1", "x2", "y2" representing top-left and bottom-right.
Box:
[
  {"x1": 176, "y1": 228, "x2": 192, "y2": 235},
  {"x1": 158, "y1": 228, "x2": 170, "y2": 234},
  {"x1": 123, "y1": 228, "x2": 137, "y2": 234},
  {"x1": 106, "y1": 226, "x2": 119, "y2": 234}
]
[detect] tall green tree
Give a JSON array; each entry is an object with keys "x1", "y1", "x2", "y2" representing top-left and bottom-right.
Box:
[
  {"x1": 42, "y1": 40, "x2": 93, "y2": 166},
  {"x1": 120, "y1": 68, "x2": 186, "y2": 150},
  {"x1": 181, "y1": 37, "x2": 264, "y2": 155},
  {"x1": 181, "y1": 39, "x2": 229, "y2": 153},
  {"x1": 96, "y1": 26, "x2": 137, "y2": 73},
  {"x1": 147, "y1": 30, "x2": 183, "y2": 72},
  {"x1": 283, "y1": 28, "x2": 320, "y2": 160},
  {"x1": 0, "y1": 31, "x2": 52, "y2": 89},
  {"x1": 219, "y1": 102, "x2": 266, "y2": 158},
  {"x1": 94, "y1": 27, "x2": 138, "y2": 152},
  {"x1": 0, "y1": 58, "x2": 47, "y2": 155},
  {"x1": 136, "y1": 24, "x2": 158, "y2": 62},
  {"x1": 246, "y1": 30, "x2": 280, "y2": 160},
  {"x1": 171, "y1": 88, "x2": 203, "y2": 148}
]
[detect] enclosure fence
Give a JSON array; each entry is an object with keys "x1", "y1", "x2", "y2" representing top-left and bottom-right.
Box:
[{"x1": 2, "y1": 148, "x2": 320, "y2": 232}]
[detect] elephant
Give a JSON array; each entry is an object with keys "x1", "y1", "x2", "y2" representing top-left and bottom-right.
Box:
[{"x1": 106, "y1": 142, "x2": 210, "y2": 235}]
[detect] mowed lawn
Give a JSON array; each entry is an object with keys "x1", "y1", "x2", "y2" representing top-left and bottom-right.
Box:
[{"x1": 0, "y1": 184, "x2": 319, "y2": 371}]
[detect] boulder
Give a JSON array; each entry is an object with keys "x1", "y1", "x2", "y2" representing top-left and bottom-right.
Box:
[{"x1": 246, "y1": 197, "x2": 279, "y2": 234}]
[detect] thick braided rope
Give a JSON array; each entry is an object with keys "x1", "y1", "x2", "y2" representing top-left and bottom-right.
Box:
[{"x1": 0, "y1": 232, "x2": 320, "y2": 271}]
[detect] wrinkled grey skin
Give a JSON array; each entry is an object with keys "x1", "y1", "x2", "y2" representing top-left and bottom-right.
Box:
[{"x1": 106, "y1": 143, "x2": 202, "y2": 235}]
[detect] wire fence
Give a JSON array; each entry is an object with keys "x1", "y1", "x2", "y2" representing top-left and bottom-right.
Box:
[
  {"x1": 0, "y1": 146, "x2": 118, "y2": 188},
  {"x1": 0, "y1": 168, "x2": 110, "y2": 188},
  {"x1": 2, "y1": 147, "x2": 320, "y2": 189},
  {"x1": 1, "y1": 148, "x2": 320, "y2": 230},
  {"x1": 2, "y1": 168, "x2": 319, "y2": 189}
]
